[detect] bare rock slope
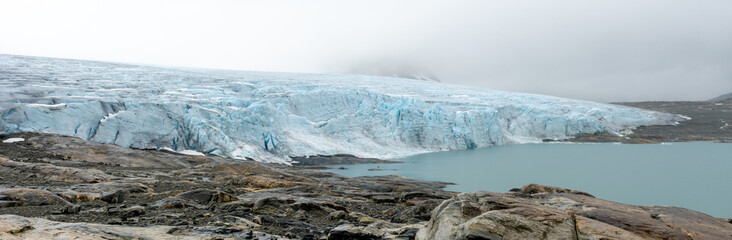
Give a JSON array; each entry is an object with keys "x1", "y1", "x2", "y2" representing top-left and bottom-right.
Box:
[{"x1": 1, "y1": 133, "x2": 731, "y2": 239}]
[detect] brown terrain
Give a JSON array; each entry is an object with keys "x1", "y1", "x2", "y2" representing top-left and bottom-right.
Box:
[{"x1": 1, "y1": 98, "x2": 731, "y2": 239}]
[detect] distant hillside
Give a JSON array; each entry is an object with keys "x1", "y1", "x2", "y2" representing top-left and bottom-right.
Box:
[{"x1": 709, "y1": 92, "x2": 732, "y2": 101}]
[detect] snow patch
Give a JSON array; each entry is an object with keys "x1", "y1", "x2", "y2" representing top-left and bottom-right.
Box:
[
  {"x1": 619, "y1": 129, "x2": 634, "y2": 136},
  {"x1": 100, "y1": 111, "x2": 126, "y2": 123},
  {"x1": 2, "y1": 138, "x2": 25, "y2": 143},
  {"x1": 160, "y1": 147, "x2": 205, "y2": 156},
  {"x1": 27, "y1": 103, "x2": 67, "y2": 110}
]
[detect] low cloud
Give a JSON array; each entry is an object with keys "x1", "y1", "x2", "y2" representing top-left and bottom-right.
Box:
[{"x1": 1, "y1": 0, "x2": 730, "y2": 102}]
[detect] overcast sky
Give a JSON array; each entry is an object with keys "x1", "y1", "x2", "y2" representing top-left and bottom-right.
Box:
[{"x1": 1, "y1": 0, "x2": 731, "y2": 102}]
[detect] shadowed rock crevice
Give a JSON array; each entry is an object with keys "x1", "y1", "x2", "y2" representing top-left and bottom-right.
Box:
[{"x1": 569, "y1": 212, "x2": 580, "y2": 240}]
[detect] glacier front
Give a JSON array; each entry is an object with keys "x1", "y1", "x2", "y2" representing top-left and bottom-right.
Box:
[{"x1": 0, "y1": 55, "x2": 683, "y2": 163}]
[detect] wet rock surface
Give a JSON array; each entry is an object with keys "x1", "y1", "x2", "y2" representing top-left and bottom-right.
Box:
[{"x1": 1, "y1": 133, "x2": 731, "y2": 239}]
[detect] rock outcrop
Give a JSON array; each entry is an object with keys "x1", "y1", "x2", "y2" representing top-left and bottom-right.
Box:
[
  {"x1": 0, "y1": 157, "x2": 115, "y2": 183},
  {"x1": 0, "y1": 214, "x2": 281, "y2": 240},
  {"x1": 0, "y1": 133, "x2": 454, "y2": 239},
  {"x1": 0, "y1": 188, "x2": 69, "y2": 207},
  {"x1": 417, "y1": 185, "x2": 732, "y2": 240}
]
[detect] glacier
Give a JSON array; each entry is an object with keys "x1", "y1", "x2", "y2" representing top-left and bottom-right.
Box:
[{"x1": 0, "y1": 54, "x2": 684, "y2": 164}]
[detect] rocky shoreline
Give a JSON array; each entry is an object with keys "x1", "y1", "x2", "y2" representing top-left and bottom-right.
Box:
[{"x1": 1, "y1": 133, "x2": 731, "y2": 239}]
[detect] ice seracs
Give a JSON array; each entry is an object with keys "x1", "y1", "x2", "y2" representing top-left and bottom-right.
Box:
[{"x1": 0, "y1": 55, "x2": 686, "y2": 164}]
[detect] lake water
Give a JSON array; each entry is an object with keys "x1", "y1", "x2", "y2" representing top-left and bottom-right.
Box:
[{"x1": 325, "y1": 142, "x2": 732, "y2": 218}]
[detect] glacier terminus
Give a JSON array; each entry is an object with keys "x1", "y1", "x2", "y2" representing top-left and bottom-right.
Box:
[{"x1": 0, "y1": 55, "x2": 684, "y2": 164}]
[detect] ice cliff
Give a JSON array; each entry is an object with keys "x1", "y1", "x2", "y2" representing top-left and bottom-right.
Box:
[{"x1": 0, "y1": 55, "x2": 683, "y2": 163}]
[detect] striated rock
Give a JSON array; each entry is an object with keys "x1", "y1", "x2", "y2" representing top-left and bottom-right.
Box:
[
  {"x1": 574, "y1": 214, "x2": 646, "y2": 240},
  {"x1": 327, "y1": 222, "x2": 425, "y2": 240},
  {"x1": 0, "y1": 214, "x2": 283, "y2": 240},
  {"x1": 417, "y1": 184, "x2": 732, "y2": 240},
  {"x1": 227, "y1": 175, "x2": 305, "y2": 189},
  {"x1": 70, "y1": 182, "x2": 153, "y2": 194},
  {"x1": 392, "y1": 199, "x2": 443, "y2": 223},
  {"x1": 0, "y1": 188, "x2": 68, "y2": 207},
  {"x1": 208, "y1": 215, "x2": 261, "y2": 229},
  {"x1": 0, "y1": 157, "x2": 115, "y2": 183},
  {"x1": 151, "y1": 189, "x2": 239, "y2": 211},
  {"x1": 417, "y1": 192, "x2": 576, "y2": 239},
  {"x1": 0, "y1": 215, "x2": 34, "y2": 235},
  {"x1": 642, "y1": 206, "x2": 732, "y2": 240},
  {"x1": 398, "y1": 192, "x2": 450, "y2": 204},
  {"x1": 119, "y1": 205, "x2": 145, "y2": 218},
  {"x1": 327, "y1": 224, "x2": 381, "y2": 240},
  {"x1": 289, "y1": 200, "x2": 347, "y2": 213},
  {"x1": 252, "y1": 197, "x2": 294, "y2": 211}
]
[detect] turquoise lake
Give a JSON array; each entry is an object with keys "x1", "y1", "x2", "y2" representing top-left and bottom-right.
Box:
[{"x1": 325, "y1": 142, "x2": 732, "y2": 218}]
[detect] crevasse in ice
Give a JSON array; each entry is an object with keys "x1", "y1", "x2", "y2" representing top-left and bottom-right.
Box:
[{"x1": 0, "y1": 55, "x2": 684, "y2": 163}]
